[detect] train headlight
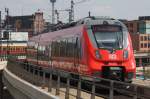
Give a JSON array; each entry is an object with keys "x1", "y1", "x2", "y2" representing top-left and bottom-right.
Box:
[
  {"x1": 95, "y1": 50, "x2": 101, "y2": 59},
  {"x1": 123, "y1": 50, "x2": 128, "y2": 59}
]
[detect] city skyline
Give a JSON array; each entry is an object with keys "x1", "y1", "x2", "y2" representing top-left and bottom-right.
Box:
[{"x1": 0, "y1": 0, "x2": 150, "y2": 22}]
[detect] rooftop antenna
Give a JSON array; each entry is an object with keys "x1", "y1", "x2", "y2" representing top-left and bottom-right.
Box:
[
  {"x1": 69, "y1": 0, "x2": 90, "y2": 23},
  {"x1": 55, "y1": 10, "x2": 59, "y2": 23},
  {"x1": 88, "y1": 11, "x2": 91, "y2": 17},
  {"x1": 69, "y1": 0, "x2": 74, "y2": 23},
  {"x1": 50, "y1": 0, "x2": 56, "y2": 24}
]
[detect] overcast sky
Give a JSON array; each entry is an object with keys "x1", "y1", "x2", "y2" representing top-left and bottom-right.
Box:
[{"x1": 0, "y1": 0, "x2": 150, "y2": 22}]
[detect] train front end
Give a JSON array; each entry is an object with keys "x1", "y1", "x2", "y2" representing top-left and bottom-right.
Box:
[{"x1": 84, "y1": 17, "x2": 136, "y2": 82}]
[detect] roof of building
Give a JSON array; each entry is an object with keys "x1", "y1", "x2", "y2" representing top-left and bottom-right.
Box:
[{"x1": 139, "y1": 16, "x2": 150, "y2": 20}]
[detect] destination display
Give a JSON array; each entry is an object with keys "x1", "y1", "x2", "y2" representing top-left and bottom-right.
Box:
[{"x1": 92, "y1": 25, "x2": 122, "y2": 32}]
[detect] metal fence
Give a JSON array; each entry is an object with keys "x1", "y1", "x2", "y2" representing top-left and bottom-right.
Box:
[{"x1": 7, "y1": 60, "x2": 150, "y2": 99}]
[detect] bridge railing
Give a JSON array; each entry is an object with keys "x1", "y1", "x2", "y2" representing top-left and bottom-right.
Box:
[{"x1": 7, "y1": 60, "x2": 150, "y2": 99}]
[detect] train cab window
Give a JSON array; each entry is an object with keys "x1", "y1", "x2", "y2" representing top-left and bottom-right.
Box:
[{"x1": 92, "y1": 25, "x2": 123, "y2": 49}]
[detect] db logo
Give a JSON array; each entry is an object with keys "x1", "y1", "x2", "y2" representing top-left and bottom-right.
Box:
[{"x1": 109, "y1": 54, "x2": 117, "y2": 60}]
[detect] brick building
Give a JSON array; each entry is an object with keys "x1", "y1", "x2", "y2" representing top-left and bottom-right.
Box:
[
  {"x1": 131, "y1": 33, "x2": 150, "y2": 52},
  {"x1": 123, "y1": 20, "x2": 139, "y2": 34},
  {"x1": 3, "y1": 11, "x2": 45, "y2": 37},
  {"x1": 120, "y1": 17, "x2": 150, "y2": 64},
  {"x1": 34, "y1": 12, "x2": 45, "y2": 35},
  {"x1": 139, "y1": 20, "x2": 150, "y2": 34},
  {"x1": 120, "y1": 17, "x2": 150, "y2": 52}
]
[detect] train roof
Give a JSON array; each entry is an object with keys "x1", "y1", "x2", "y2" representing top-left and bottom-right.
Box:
[
  {"x1": 29, "y1": 16, "x2": 127, "y2": 46},
  {"x1": 50, "y1": 16, "x2": 125, "y2": 32},
  {"x1": 30, "y1": 25, "x2": 84, "y2": 45},
  {"x1": 76, "y1": 16, "x2": 126, "y2": 28}
]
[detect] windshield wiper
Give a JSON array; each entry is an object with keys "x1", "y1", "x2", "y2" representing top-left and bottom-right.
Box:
[{"x1": 117, "y1": 33, "x2": 123, "y2": 48}]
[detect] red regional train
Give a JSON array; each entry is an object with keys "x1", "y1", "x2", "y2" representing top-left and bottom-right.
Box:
[{"x1": 26, "y1": 17, "x2": 136, "y2": 82}]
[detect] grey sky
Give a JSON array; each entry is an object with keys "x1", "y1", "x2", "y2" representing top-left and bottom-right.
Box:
[{"x1": 0, "y1": 0, "x2": 150, "y2": 22}]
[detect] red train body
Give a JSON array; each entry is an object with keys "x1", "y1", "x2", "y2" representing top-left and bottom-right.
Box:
[{"x1": 27, "y1": 17, "x2": 136, "y2": 82}]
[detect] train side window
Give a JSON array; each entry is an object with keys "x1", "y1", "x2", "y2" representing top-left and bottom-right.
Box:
[
  {"x1": 51, "y1": 41, "x2": 56, "y2": 57},
  {"x1": 78, "y1": 38, "x2": 82, "y2": 59},
  {"x1": 60, "y1": 39, "x2": 65, "y2": 57},
  {"x1": 72, "y1": 37, "x2": 76, "y2": 57},
  {"x1": 63, "y1": 39, "x2": 67, "y2": 57},
  {"x1": 65, "y1": 39, "x2": 68, "y2": 57},
  {"x1": 63, "y1": 39, "x2": 66, "y2": 57},
  {"x1": 75, "y1": 37, "x2": 82, "y2": 59},
  {"x1": 53, "y1": 40, "x2": 60, "y2": 57},
  {"x1": 51, "y1": 41, "x2": 54, "y2": 57},
  {"x1": 67, "y1": 38, "x2": 73, "y2": 57},
  {"x1": 57, "y1": 40, "x2": 61, "y2": 57},
  {"x1": 74, "y1": 37, "x2": 78, "y2": 58}
]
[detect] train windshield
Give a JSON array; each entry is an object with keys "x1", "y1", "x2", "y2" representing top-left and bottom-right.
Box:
[{"x1": 92, "y1": 25, "x2": 123, "y2": 49}]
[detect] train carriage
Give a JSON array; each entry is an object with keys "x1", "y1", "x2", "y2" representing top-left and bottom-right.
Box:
[{"x1": 27, "y1": 17, "x2": 136, "y2": 82}]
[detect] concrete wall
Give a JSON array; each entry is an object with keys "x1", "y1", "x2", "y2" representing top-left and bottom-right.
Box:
[{"x1": 3, "y1": 67, "x2": 58, "y2": 99}]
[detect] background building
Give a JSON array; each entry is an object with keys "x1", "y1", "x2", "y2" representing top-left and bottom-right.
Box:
[
  {"x1": 34, "y1": 12, "x2": 45, "y2": 35},
  {"x1": 121, "y1": 16, "x2": 150, "y2": 52},
  {"x1": 131, "y1": 33, "x2": 150, "y2": 52},
  {"x1": 121, "y1": 16, "x2": 150, "y2": 64},
  {"x1": 3, "y1": 11, "x2": 45, "y2": 37},
  {"x1": 123, "y1": 20, "x2": 139, "y2": 34},
  {"x1": 139, "y1": 21, "x2": 150, "y2": 34}
]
